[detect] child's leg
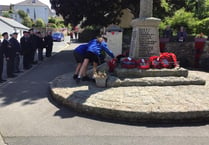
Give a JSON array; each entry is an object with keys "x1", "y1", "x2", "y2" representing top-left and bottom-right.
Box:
[
  {"x1": 93, "y1": 62, "x2": 98, "y2": 74},
  {"x1": 78, "y1": 58, "x2": 89, "y2": 78},
  {"x1": 75, "y1": 63, "x2": 82, "y2": 75}
]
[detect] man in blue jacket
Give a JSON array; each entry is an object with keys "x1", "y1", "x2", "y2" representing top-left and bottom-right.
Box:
[{"x1": 76, "y1": 36, "x2": 114, "y2": 83}]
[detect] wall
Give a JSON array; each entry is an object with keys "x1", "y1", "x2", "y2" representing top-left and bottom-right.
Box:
[{"x1": 165, "y1": 41, "x2": 209, "y2": 69}]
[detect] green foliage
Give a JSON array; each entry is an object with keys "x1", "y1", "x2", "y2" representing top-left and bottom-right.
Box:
[
  {"x1": 57, "y1": 23, "x2": 65, "y2": 28},
  {"x1": 163, "y1": 8, "x2": 197, "y2": 34},
  {"x1": 47, "y1": 23, "x2": 57, "y2": 28},
  {"x1": 34, "y1": 18, "x2": 46, "y2": 28},
  {"x1": 2, "y1": 12, "x2": 10, "y2": 18},
  {"x1": 50, "y1": 0, "x2": 209, "y2": 35},
  {"x1": 48, "y1": 17, "x2": 57, "y2": 24},
  {"x1": 48, "y1": 17, "x2": 65, "y2": 28},
  {"x1": 197, "y1": 18, "x2": 209, "y2": 35},
  {"x1": 22, "y1": 17, "x2": 33, "y2": 28},
  {"x1": 18, "y1": 10, "x2": 28, "y2": 19}
]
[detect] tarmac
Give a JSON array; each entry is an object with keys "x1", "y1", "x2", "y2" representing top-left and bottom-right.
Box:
[{"x1": 50, "y1": 69, "x2": 209, "y2": 123}]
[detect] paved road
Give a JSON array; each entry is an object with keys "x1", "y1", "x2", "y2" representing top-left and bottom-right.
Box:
[{"x1": 0, "y1": 42, "x2": 209, "y2": 145}]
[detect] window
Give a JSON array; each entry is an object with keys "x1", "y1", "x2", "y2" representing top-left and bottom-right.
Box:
[{"x1": 27, "y1": 8, "x2": 30, "y2": 14}]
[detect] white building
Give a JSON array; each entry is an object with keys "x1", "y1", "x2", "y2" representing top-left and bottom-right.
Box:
[
  {"x1": 0, "y1": 16, "x2": 29, "y2": 40},
  {"x1": 13, "y1": 0, "x2": 53, "y2": 24}
]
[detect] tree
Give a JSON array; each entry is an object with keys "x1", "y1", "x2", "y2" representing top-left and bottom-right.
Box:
[
  {"x1": 17, "y1": 10, "x2": 33, "y2": 27},
  {"x1": 22, "y1": 17, "x2": 33, "y2": 28},
  {"x1": 18, "y1": 10, "x2": 28, "y2": 19},
  {"x1": 34, "y1": 18, "x2": 46, "y2": 28},
  {"x1": 2, "y1": 11, "x2": 11, "y2": 18},
  {"x1": 50, "y1": 0, "x2": 122, "y2": 27}
]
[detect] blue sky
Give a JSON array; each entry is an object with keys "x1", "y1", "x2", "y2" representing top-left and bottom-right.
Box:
[{"x1": 0, "y1": 0, "x2": 51, "y2": 7}]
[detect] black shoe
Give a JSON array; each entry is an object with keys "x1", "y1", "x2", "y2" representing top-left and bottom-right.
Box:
[
  {"x1": 76, "y1": 78, "x2": 81, "y2": 84},
  {"x1": 14, "y1": 70, "x2": 23, "y2": 73},
  {"x1": 82, "y1": 76, "x2": 91, "y2": 81},
  {"x1": 32, "y1": 61, "x2": 38, "y2": 65},
  {"x1": 24, "y1": 66, "x2": 32, "y2": 70},
  {"x1": 0, "y1": 79, "x2": 6, "y2": 83},
  {"x1": 7, "y1": 74, "x2": 17, "y2": 78},
  {"x1": 73, "y1": 74, "x2": 78, "y2": 80}
]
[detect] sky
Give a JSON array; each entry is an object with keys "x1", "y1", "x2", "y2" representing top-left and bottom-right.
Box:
[{"x1": 0, "y1": 0, "x2": 51, "y2": 8}]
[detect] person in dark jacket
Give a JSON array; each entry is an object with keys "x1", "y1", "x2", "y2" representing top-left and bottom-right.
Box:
[
  {"x1": 36, "y1": 32, "x2": 44, "y2": 61},
  {"x1": 29, "y1": 28, "x2": 38, "y2": 64},
  {"x1": 0, "y1": 33, "x2": 7, "y2": 82},
  {"x1": 44, "y1": 31, "x2": 53, "y2": 57},
  {"x1": 10, "y1": 32, "x2": 22, "y2": 73},
  {"x1": 2, "y1": 32, "x2": 17, "y2": 78},
  {"x1": 20, "y1": 31, "x2": 32, "y2": 70}
]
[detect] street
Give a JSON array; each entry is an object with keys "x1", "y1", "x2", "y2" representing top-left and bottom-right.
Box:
[{"x1": 0, "y1": 39, "x2": 209, "y2": 145}]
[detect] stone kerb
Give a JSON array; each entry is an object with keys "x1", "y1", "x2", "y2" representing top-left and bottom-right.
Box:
[{"x1": 50, "y1": 71, "x2": 209, "y2": 123}]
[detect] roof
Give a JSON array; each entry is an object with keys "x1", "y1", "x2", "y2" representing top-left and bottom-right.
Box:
[
  {"x1": 0, "y1": 16, "x2": 29, "y2": 30},
  {"x1": 15, "y1": 0, "x2": 48, "y2": 7},
  {"x1": 0, "y1": 5, "x2": 10, "y2": 11}
]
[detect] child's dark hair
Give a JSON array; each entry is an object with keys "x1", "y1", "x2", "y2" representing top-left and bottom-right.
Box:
[{"x1": 102, "y1": 36, "x2": 108, "y2": 42}]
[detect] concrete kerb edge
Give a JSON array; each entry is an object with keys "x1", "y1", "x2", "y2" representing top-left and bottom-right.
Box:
[
  {"x1": 0, "y1": 132, "x2": 6, "y2": 145},
  {"x1": 49, "y1": 82, "x2": 209, "y2": 124}
]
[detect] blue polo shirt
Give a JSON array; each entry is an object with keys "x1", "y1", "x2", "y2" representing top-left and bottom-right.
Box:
[
  {"x1": 74, "y1": 44, "x2": 88, "y2": 55},
  {"x1": 87, "y1": 39, "x2": 114, "y2": 58}
]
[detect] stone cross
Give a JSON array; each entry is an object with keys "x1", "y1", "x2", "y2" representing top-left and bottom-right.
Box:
[{"x1": 139, "y1": 0, "x2": 153, "y2": 18}]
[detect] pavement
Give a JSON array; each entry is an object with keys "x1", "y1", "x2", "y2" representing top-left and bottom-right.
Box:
[
  {"x1": 0, "y1": 37, "x2": 72, "y2": 145},
  {"x1": 51, "y1": 66, "x2": 209, "y2": 123}
]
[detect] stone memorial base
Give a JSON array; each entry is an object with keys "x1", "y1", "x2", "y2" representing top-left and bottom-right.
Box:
[{"x1": 50, "y1": 69, "x2": 209, "y2": 123}]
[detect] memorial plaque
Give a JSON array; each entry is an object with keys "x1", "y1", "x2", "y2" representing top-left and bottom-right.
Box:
[{"x1": 129, "y1": 0, "x2": 161, "y2": 59}]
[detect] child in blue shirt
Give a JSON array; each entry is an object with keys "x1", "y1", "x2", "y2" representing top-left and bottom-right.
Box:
[
  {"x1": 76, "y1": 36, "x2": 115, "y2": 83},
  {"x1": 73, "y1": 44, "x2": 88, "y2": 79}
]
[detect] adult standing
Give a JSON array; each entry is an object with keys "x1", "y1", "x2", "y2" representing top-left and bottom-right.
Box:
[
  {"x1": 36, "y1": 32, "x2": 44, "y2": 61},
  {"x1": 74, "y1": 26, "x2": 79, "y2": 40},
  {"x1": 20, "y1": 31, "x2": 32, "y2": 70},
  {"x1": 29, "y1": 28, "x2": 38, "y2": 64},
  {"x1": 10, "y1": 32, "x2": 22, "y2": 73},
  {"x1": 0, "y1": 34, "x2": 7, "y2": 82},
  {"x1": 177, "y1": 26, "x2": 187, "y2": 42},
  {"x1": 44, "y1": 31, "x2": 53, "y2": 57},
  {"x1": 2, "y1": 32, "x2": 17, "y2": 78}
]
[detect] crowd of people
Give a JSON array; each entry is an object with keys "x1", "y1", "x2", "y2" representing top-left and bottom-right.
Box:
[
  {"x1": 0, "y1": 28, "x2": 53, "y2": 83},
  {"x1": 73, "y1": 36, "x2": 115, "y2": 84}
]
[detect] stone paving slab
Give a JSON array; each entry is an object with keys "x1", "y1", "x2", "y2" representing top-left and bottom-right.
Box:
[
  {"x1": 107, "y1": 75, "x2": 205, "y2": 87},
  {"x1": 114, "y1": 67, "x2": 188, "y2": 78},
  {"x1": 50, "y1": 70, "x2": 209, "y2": 123}
]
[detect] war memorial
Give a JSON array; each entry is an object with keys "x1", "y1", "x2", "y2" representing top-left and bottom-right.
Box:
[{"x1": 50, "y1": 0, "x2": 209, "y2": 123}]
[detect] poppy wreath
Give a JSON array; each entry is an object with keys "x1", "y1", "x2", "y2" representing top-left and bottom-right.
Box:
[
  {"x1": 137, "y1": 58, "x2": 150, "y2": 69},
  {"x1": 121, "y1": 57, "x2": 137, "y2": 69},
  {"x1": 159, "y1": 52, "x2": 178, "y2": 68},
  {"x1": 149, "y1": 56, "x2": 161, "y2": 69},
  {"x1": 108, "y1": 58, "x2": 117, "y2": 72}
]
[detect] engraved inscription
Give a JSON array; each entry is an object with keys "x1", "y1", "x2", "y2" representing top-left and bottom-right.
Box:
[{"x1": 138, "y1": 28, "x2": 157, "y2": 57}]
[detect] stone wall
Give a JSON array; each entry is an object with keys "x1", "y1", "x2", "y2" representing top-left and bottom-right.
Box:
[
  {"x1": 122, "y1": 39, "x2": 209, "y2": 70},
  {"x1": 165, "y1": 41, "x2": 209, "y2": 69}
]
